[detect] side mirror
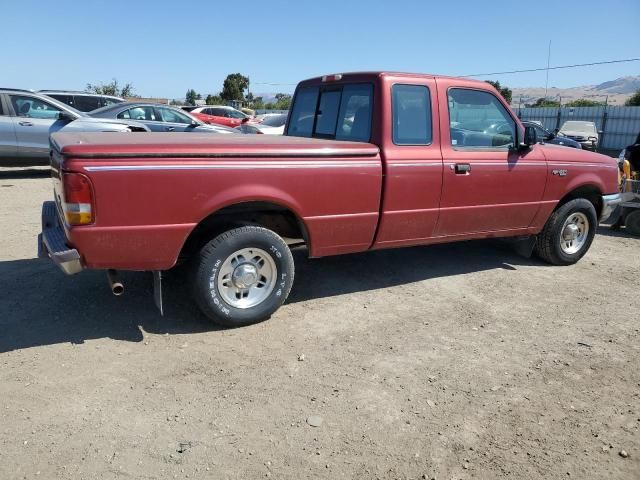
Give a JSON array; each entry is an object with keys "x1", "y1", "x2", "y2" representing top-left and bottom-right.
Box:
[
  {"x1": 553, "y1": 128, "x2": 559, "y2": 135},
  {"x1": 57, "y1": 111, "x2": 74, "y2": 122},
  {"x1": 241, "y1": 117, "x2": 250, "y2": 124},
  {"x1": 520, "y1": 126, "x2": 537, "y2": 149},
  {"x1": 190, "y1": 120, "x2": 198, "y2": 127}
]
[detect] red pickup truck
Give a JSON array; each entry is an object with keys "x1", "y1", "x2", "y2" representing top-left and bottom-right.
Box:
[{"x1": 40, "y1": 72, "x2": 621, "y2": 327}]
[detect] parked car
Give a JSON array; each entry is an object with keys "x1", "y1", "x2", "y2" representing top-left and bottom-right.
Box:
[
  {"x1": 189, "y1": 106, "x2": 250, "y2": 127},
  {"x1": 235, "y1": 113, "x2": 287, "y2": 134},
  {"x1": 40, "y1": 90, "x2": 124, "y2": 112},
  {"x1": 40, "y1": 71, "x2": 620, "y2": 327},
  {"x1": 522, "y1": 121, "x2": 582, "y2": 148},
  {"x1": 617, "y1": 132, "x2": 640, "y2": 171},
  {"x1": 0, "y1": 88, "x2": 148, "y2": 166},
  {"x1": 559, "y1": 121, "x2": 599, "y2": 151},
  {"x1": 89, "y1": 102, "x2": 237, "y2": 134}
]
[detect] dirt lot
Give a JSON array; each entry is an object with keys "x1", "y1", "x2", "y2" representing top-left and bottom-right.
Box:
[{"x1": 0, "y1": 168, "x2": 638, "y2": 480}]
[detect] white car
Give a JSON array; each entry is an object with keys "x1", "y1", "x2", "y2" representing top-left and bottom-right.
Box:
[
  {"x1": 235, "y1": 113, "x2": 287, "y2": 135},
  {"x1": 559, "y1": 121, "x2": 600, "y2": 151}
]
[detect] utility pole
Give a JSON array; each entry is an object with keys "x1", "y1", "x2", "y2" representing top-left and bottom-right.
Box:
[{"x1": 544, "y1": 40, "x2": 551, "y2": 100}]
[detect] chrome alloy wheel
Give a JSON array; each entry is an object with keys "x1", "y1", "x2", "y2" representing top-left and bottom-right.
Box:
[
  {"x1": 217, "y1": 248, "x2": 277, "y2": 309},
  {"x1": 560, "y1": 212, "x2": 589, "y2": 255}
]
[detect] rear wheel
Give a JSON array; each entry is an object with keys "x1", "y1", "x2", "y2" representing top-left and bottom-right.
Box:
[
  {"x1": 193, "y1": 226, "x2": 294, "y2": 327},
  {"x1": 624, "y1": 209, "x2": 640, "y2": 236},
  {"x1": 535, "y1": 198, "x2": 597, "y2": 265}
]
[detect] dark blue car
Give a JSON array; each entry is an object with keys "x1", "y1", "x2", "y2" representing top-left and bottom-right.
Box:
[{"x1": 523, "y1": 121, "x2": 582, "y2": 149}]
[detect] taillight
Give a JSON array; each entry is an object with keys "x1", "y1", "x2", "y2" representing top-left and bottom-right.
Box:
[{"x1": 62, "y1": 173, "x2": 94, "y2": 225}]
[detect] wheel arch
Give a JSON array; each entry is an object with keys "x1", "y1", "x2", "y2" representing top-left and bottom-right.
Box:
[
  {"x1": 554, "y1": 183, "x2": 603, "y2": 218},
  {"x1": 179, "y1": 200, "x2": 310, "y2": 262}
]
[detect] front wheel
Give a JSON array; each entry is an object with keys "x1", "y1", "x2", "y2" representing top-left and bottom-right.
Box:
[
  {"x1": 535, "y1": 198, "x2": 598, "y2": 265},
  {"x1": 193, "y1": 226, "x2": 295, "y2": 327}
]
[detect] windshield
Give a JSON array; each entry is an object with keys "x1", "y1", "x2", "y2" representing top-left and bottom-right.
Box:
[
  {"x1": 287, "y1": 83, "x2": 373, "y2": 142},
  {"x1": 261, "y1": 114, "x2": 288, "y2": 127},
  {"x1": 562, "y1": 121, "x2": 596, "y2": 132}
]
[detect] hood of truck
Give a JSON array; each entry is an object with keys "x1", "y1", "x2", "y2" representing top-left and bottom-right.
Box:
[
  {"x1": 537, "y1": 143, "x2": 614, "y2": 165},
  {"x1": 50, "y1": 132, "x2": 380, "y2": 159}
]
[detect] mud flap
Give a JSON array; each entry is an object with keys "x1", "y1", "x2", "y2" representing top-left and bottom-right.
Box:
[
  {"x1": 153, "y1": 271, "x2": 164, "y2": 316},
  {"x1": 509, "y1": 236, "x2": 537, "y2": 258}
]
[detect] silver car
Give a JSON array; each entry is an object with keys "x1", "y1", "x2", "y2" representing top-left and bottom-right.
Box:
[
  {"x1": 0, "y1": 88, "x2": 149, "y2": 166},
  {"x1": 90, "y1": 102, "x2": 238, "y2": 134}
]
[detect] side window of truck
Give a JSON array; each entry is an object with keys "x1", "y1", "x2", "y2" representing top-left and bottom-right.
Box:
[
  {"x1": 288, "y1": 84, "x2": 373, "y2": 142},
  {"x1": 392, "y1": 85, "x2": 432, "y2": 145},
  {"x1": 448, "y1": 88, "x2": 515, "y2": 148}
]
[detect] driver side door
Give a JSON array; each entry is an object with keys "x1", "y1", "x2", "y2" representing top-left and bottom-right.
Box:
[
  {"x1": 9, "y1": 94, "x2": 65, "y2": 159},
  {"x1": 156, "y1": 107, "x2": 193, "y2": 132},
  {"x1": 435, "y1": 82, "x2": 547, "y2": 237}
]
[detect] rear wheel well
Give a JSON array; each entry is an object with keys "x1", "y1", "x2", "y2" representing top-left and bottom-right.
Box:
[
  {"x1": 179, "y1": 202, "x2": 308, "y2": 263},
  {"x1": 555, "y1": 185, "x2": 602, "y2": 219}
]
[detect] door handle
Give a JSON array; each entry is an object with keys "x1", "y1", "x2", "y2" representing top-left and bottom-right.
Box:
[
  {"x1": 19, "y1": 121, "x2": 34, "y2": 127},
  {"x1": 166, "y1": 127, "x2": 175, "y2": 131},
  {"x1": 454, "y1": 163, "x2": 471, "y2": 174}
]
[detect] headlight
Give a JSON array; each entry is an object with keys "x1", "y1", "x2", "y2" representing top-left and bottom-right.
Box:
[{"x1": 588, "y1": 136, "x2": 597, "y2": 142}]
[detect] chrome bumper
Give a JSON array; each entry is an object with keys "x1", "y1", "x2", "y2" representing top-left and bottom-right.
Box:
[
  {"x1": 600, "y1": 193, "x2": 622, "y2": 223},
  {"x1": 38, "y1": 201, "x2": 83, "y2": 275}
]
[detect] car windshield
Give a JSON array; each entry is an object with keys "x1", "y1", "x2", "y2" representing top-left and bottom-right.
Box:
[
  {"x1": 261, "y1": 114, "x2": 287, "y2": 127},
  {"x1": 562, "y1": 121, "x2": 596, "y2": 132}
]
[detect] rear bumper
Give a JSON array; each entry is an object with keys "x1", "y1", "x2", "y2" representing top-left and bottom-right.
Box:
[
  {"x1": 38, "y1": 201, "x2": 83, "y2": 275},
  {"x1": 600, "y1": 193, "x2": 622, "y2": 223}
]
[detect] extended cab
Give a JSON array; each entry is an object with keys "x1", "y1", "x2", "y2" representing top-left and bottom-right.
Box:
[{"x1": 39, "y1": 72, "x2": 621, "y2": 326}]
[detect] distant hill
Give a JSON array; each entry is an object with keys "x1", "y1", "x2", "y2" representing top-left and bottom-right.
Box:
[
  {"x1": 592, "y1": 76, "x2": 640, "y2": 94},
  {"x1": 511, "y1": 75, "x2": 640, "y2": 106}
]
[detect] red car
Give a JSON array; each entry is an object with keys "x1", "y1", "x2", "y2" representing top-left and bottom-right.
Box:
[
  {"x1": 40, "y1": 71, "x2": 621, "y2": 327},
  {"x1": 189, "y1": 105, "x2": 249, "y2": 127}
]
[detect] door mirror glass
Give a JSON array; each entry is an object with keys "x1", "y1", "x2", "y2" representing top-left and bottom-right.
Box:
[
  {"x1": 523, "y1": 126, "x2": 537, "y2": 147},
  {"x1": 58, "y1": 111, "x2": 74, "y2": 122}
]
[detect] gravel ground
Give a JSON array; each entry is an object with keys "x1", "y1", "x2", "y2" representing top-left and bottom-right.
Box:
[{"x1": 0, "y1": 167, "x2": 638, "y2": 480}]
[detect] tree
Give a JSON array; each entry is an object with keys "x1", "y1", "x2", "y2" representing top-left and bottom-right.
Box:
[
  {"x1": 220, "y1": 73, "x2": 250, "y2": 102},
  {"x1": 564, "y1": 99, "x2": 605, "y2": 107},
  {"x1": 205, "y1": 94, "x2": 222, "y2": 105},
  {"x1": 625, "y1": 89, "x2": 640, "y2": 106},
  {"x1": 527, "y1": 98, "x2": 561, "y2": 108},
  {"x1": 264, "y1": 93, "x2": 292, "y2": 110},
  {"x1": 86, "y1": 79, "x2": 136, "y2": 98},
  {"x1": 185, "y1": 89, "x2": 201, "y2": 106},
  {"x1": 485, "y1": 80, "x2": 512, "y2": 104}
]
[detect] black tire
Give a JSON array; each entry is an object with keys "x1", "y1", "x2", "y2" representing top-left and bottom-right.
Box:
[
  {"x1": 535, "y1": 198, "x2": 598, "y2": 265},
  {"x1": 193, "y1": 226, "x2": 294, "y2": 327},
  {"x1": 624, "y1": 209, "x2": 640, "y2": 236}
]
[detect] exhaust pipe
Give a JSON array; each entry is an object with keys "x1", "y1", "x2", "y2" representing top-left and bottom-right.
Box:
[{"x1": 107, "y1": 269, "x2": 124, "y2": 296}]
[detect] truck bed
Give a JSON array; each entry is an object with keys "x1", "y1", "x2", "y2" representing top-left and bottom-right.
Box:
[{"x1": 50, "y1": 132, "x2": 383, "y2": 270}]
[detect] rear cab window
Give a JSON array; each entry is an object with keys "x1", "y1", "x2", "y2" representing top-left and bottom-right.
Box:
[{"x1": 287, "y1": 83, "x2": 373, "y2": 142}]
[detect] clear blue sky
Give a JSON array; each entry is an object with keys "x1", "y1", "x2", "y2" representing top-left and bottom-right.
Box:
[{"x1": 1, "y1": 0, "x2": 638, "y2": 99}]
